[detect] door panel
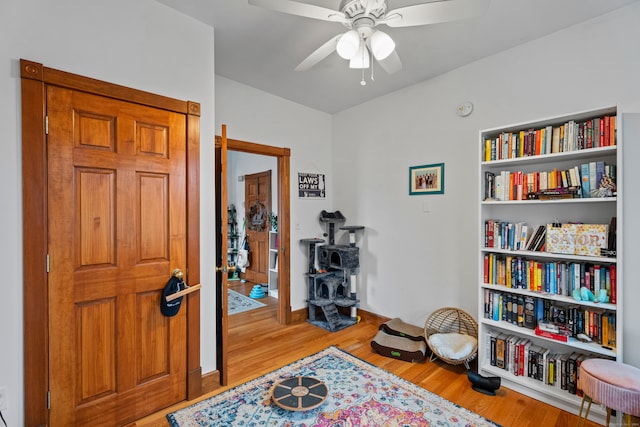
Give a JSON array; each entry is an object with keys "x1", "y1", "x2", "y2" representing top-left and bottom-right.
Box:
[
  {"x1": 47, "y1": 86, "x2": 187, "y2": 426},
  {"x1": 215, "y1": 125, "x2": 230, "y2": 385},
  {"x1": 245, "y1": 170, "x2": 271, "y2": 283}
]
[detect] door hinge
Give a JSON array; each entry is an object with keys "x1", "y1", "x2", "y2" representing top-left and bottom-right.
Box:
[
  {"x1": 46, "y1": 254, "x2": 50, "y2": 273},
  {"x1": 45, "y1": 115, "x2": 49, "y2": 135},
  {"x1": 47, "y1": 390, "x2": 50, "y2": 409}
]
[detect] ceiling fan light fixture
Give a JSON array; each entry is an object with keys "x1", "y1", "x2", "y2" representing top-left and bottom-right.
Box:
[
  {"x1": 370, "y1": 30, "x2": 395, "y2": 60},
  {"x1": 336, "y1": 29, "x2": 360, "y2": 60},
  {"x1": 349, "y1": 42, "x2": 370, "y2": 69}
]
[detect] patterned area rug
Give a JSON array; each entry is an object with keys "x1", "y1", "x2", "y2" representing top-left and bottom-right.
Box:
[
  {"x1": 167, "y1": 346, "x2": 502, "y2": 427},
  {"x1": 227, "y1": 288, "x2": 266, "y2": 315}
]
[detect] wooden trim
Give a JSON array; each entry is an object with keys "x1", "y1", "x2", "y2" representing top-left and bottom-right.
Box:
[
  {"x1": 21, "y1": 59, "x2": 49, "y2": 427},
  {"x1": 200, "y1": 369, "x2": 221, "y2": 395},
  {"x1": 290, "y1": 308, "x2": 308, "y2": 324},
  {"x1": 289, "y1": 307, "x2": 390, "y2": 325},
  {"x1": 215, "y1": 136, "x2": 291, "y2": 326},
  {"x1": 216, "y1": 135, "x2": 290, "y2": 157},
  {"x1": 219, "y1": 125, "x2": 229, "y2": 386},
  {"x1": 277, "y1": 151, "x2": 291, "y2": 324},
  {"x1": 186, "y1": 105, "x2": 202, "y2": 399},
  {"x1": 21, "y1": 59, "x2": 202, "y2": 424}
]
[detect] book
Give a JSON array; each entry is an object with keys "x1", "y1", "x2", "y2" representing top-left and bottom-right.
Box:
[
  {"x1": 519, "y1": 225, "x2": 532, "y2": 251},
  {"x1": 495, "y1": 333, "x2": 507, "y2": 369},
  {"x1": 580, "y1": 163, "x2": 590, "y2": 198},
  {"x1": 529, "y1": 226, "x2": 547, "y2": 252},
  {"x1": 488, "y1": 331, "x2": 499, "y2": 366},
  {"x1": 610, "y1": 265, "x2": 616, "y2": 304},
  {"x1": 593, "y1": 118, "x2": 600, "y2": 148},
  {"x1": 567, "y1": 353, "x2": 579, "y2": 394},
  {"x1": 595, "y1": 161, "x2": 605, "y2": 190},
  {"x1": 523, "y1": 296, "x2": 536, "y2": 329},
  {"x1": 528, "y1": 345, "x2": 543, "y2": 380},
  {"x1": 485, "y1": 171, "x2": 495, "y2": 200},
  {"x1": 551, "y1": 126, "x2": 561, "y2": 153},
  {"x1": 610, "y1": 115, "x2": 616, "y2": 146},
  {"x1": 547, "y1": 353, "x2": 557, "y2": 386},
  {"x1": 541, "y1": 348, "x2": 551, "y2": 384},
  {"x1": 485, "y1": 219, "x2": 495, "y2": 248},
  {"x1": 534, "y1": 326, "x2": 568, "y2": 342},
  {"x1": 495, "y1": 174, "x2": 503, "y2": 201},
  {"x1": 589, "y1": 162, "x2": 597, "y2": 196},
  {"x1": 484, "y1": 139, "x2": 492, "y2": 161},
  {"x1": 602, "y1": 314, "x2": 609, "y2": 348}
]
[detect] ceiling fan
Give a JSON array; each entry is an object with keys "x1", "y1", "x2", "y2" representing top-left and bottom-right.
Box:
[{"x1": 248, "y1": 0, "x2": 491, "y2": 77}]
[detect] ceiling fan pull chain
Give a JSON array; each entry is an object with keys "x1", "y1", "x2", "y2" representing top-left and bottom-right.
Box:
[
  {"x1": 360, "y1": 40, "x2": 367, "y2": 85},
  {"x1": 370, "y1": 49, "x2": 375, "y2": 82}
]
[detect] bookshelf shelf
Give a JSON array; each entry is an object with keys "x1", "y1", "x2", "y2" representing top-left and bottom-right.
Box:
[
  {"x1": 268, "y1": 231, "x2": 279, "y2": 297},
  {"x1": 478, "y1": 106, "x2": 622, "y2": 425},
  {"x1": 481, "y1": 145, "x2": 617, "y2": 167},
  {"x1": 480, "y1": 284, "x2": 617, "y2": 312},
  {"x1": 481, "y1": 197, "x2": 616, "y2": 206},
  {"x1": 480, "y1": 247, "x2": 616, "y2": 264},
  {"x1": 482, "y1": 319, "x2": 616, "y2": 358},
  {"x1": 227, "y1": 205, "x2": 240, "y2": 281}
]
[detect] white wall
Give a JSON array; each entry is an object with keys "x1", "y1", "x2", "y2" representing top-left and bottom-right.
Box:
[
  {"x1": 216, "y1": 76, "x2": 333, "y2": 310},
  {"x1": 0, "y1": 1, "x2": 216, "y2": 425},
  {"x1": 332, "y1": 4, "x2": 640, "y2": 365}
]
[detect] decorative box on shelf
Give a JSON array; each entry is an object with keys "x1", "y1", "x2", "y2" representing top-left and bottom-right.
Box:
[{"x1": 545, "y1": 223, "x2": 608, "y2": 257}]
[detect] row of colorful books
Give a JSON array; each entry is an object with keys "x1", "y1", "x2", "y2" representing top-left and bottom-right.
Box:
[
  {"x1": 483, "y1": 220, "x2": 532, "y2": 251},
  {"x1": 483, "y1": 114, "x2": 616, "y2": 162},
  {"x1": 484, "y1": 161, "x2": 616, "y2": 201},
  {"x1": 486, "y1": 331, "x2": 613, "y2": 396},
  {"x1": 483, "y1": 289, "x2": 617, "y2": 346},
  {"x1": 483, "y1": 253, "x2": 617, "y2": 303},
  {"x1": 484, "y1": 219, "x2": 615, "y2": 258}
]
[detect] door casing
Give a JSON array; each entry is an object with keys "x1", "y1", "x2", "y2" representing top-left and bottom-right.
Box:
[
  {"x1": 21, "y1": 59, "x2": 202, "y2": 426},
  {"x1": 214, "y1": 134, "x2": 291, "y2": 386}
]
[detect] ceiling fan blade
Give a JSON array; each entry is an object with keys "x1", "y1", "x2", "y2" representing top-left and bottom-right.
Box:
[
  {"x1": 382, "y1": 0, "x2": 490, "y2": 28},
  {"x1": 377, "y1": 49, "x2": 402, "y2": 74},
  {"x1": 249, "y1": 0, "x2": 348, "y2": 24},
  {"x1": 294, "y1": 34, "x2": 342, "y2": 71}
]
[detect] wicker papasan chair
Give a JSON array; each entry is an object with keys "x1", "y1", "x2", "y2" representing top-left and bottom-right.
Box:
[{"x1": 424, "y1": 307, "x2": 478, "y2": 369}]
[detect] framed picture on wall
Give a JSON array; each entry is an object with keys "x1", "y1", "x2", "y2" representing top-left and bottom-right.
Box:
[
  {"x1": 409, "y1": 163, "x2": 445, "y2": 195},
  {"x1": 298, "y1": 172, "x2": 326, "y2": 198}
]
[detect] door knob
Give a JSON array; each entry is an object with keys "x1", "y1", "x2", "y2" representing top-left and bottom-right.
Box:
[
  {"x1": 215, "y1": 265, "x2": 236, "y2": 273},
  {"x1": 172, "y1": 268, "x2": 184, "y2": 279}
]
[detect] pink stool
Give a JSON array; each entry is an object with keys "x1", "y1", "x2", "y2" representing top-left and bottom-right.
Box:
[{"x1": 577, "y1": 358, "x2": 640, "y2": 427}]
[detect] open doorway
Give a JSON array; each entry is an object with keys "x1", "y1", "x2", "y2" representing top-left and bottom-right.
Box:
[
  {"x1": 214, "y1": 134, "x2": 291, "y2": 386},
  {"x1": 229, "y1": 160, "x2": 275, "y2": 309}
]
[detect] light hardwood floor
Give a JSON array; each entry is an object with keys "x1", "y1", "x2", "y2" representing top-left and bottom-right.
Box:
[{"x1": 135, "y1": 281, "x2": 600, "y2": 427}]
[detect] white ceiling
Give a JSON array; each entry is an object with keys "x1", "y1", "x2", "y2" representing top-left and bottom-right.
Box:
[{"x1": 156, "y1": 0, "x2": 638, "y2": 113}]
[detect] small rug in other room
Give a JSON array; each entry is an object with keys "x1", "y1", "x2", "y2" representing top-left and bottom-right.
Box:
[
  {"x1": 228, "y1": 288, "x2": 266, "y2": 315},
  {"x1": 167, "y1": 346, "x2": 502, "y2": 427}
]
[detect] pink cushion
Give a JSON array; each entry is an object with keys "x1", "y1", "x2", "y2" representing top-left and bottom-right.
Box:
[{"x1": 579, "y1": 358, "x2": 640, "y2": 417}]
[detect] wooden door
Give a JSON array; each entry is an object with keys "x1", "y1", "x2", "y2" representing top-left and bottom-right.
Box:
[
  {"x1": 47, "y1": 86, "x2": 187, "y2": 425},
  {"x1": 216, "y1": 125, "x2": 230, "y2": 385},
  {"x1": 244, "y1": 170, "x2": 271, "y2": 284}
]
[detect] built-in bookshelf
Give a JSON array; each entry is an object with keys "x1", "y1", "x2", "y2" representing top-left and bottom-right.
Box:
[
  {"x1": 228, "y1": 204, "x2": 240, "y2": 280},
  {"x1": 478, "y1": 106, "x2": 622, "y2": 425},
  {"x1": 268, "y1": 231, "x2": 279, "y2": 297}
]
